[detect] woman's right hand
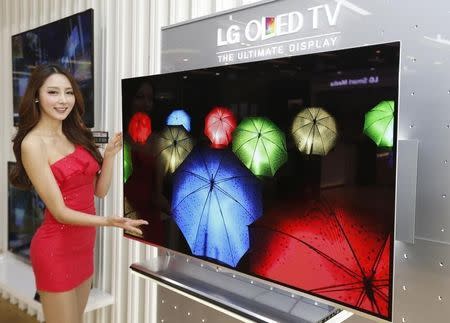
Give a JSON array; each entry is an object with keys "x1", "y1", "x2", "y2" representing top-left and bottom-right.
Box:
[{"x1": 107, "y1": 216, "x2": 148, "y2": 235}]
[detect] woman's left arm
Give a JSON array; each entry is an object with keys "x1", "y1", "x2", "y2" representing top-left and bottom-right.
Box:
[{"x1": 95, "y1": 132, "x2": 123, "y2": 198}]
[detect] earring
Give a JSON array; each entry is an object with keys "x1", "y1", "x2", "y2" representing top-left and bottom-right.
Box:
[{"x1": 35, "y1": 99, "x2": 39, "y2": 103}]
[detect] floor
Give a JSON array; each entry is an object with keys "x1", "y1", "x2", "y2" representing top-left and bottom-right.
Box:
[{"x1": 0, "y1": 297, "x2": 39, "y2": 323}]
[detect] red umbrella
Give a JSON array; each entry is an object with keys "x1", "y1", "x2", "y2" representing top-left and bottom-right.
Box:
[
  {"x1": 128, "y1": 112, "x2": 152, "y2": 144},
  {"x1": 248, "y1": 193, "x2": 392, "y2": 319},
  {"x1": 204, "y1": 106, "x2": 237, "y2": 148}
]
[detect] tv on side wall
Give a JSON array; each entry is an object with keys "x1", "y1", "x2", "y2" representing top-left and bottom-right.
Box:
[
  {"x1": 7, "y1": 162, "x2": 45, "y2": 261},
  {"x1": 12, "y1": 9, "x2": 94, "y2": 127},
  {"x1": 122, "y1": 42, "x2": 399, "y2": 321}
]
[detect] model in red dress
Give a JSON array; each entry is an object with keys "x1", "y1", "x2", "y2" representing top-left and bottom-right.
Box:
[
  {"x1": 30, "y1": 145, "x2": 100, "y2": 292},
  {"x1": 10, "y1": 65, "x2": 148, "y2": 323}
]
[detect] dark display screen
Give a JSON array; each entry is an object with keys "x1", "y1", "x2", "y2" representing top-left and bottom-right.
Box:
[
  {"x1": 7, "y1": 162, "x2": 44, "y2": 261},
  {"x1": 122, "y1": 42, "x2": 399, "y2": 320},
  {"x1": 12, "y1": 9, "x2": 94, "y2": 127}
]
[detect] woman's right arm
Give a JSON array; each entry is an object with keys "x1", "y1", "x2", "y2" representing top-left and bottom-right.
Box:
[{"x1": 21, "y1": 137, "x2": 147, "y2": 235}]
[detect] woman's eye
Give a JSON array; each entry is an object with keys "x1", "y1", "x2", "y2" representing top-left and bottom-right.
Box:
[
  {"x1": 66, "y1": 91, "x2": 74, "y2": 95},
  {"x1": 48, "y1": 91, "x2": 58, "y2": 94}
]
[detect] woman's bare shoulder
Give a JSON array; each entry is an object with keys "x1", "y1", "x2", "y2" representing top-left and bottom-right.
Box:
[{"x1": 21, "y1": 132, "x2": 47, "y2": 158}]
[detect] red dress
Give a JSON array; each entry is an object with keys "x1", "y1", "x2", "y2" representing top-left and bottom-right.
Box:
[{"x1": 30, "y1": 145, "x2": 100, "y2": 292}]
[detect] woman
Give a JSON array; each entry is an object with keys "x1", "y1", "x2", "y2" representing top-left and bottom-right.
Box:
[{"x1": 9, "y1": 64, "x2": 147, "y2": 323}]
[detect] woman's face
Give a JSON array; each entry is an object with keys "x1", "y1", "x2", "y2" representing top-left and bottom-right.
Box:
[{"x1": 37, "y1": 73, "x2": 75, "y2": 121}]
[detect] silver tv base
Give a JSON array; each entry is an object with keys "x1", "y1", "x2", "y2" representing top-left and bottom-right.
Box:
[{"x1": 131, "y1": 250, "x2": 342, "y2": 323}]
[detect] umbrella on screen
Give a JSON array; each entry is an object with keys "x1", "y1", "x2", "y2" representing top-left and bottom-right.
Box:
[
  {"x1": 171, "y1": 146, "x2": 263, "y2": 267},
  {"x1": 128, "y1": 112, "x2": 152, "y2": 144},
  {"x1": 232, "y1": 117, "x2": 287, "y2": 177},
  {"x1": 154, "y1": 125, "x2": 194, "y2": 174},
  {"x1": 291, "y1": 107, "x2": 337, "y2": 156},
  {"x1": 204, "y1": 106, "x2": 237, "y2": 148},
  {"x1": 123, "y1": 141, "x2": 133, "y2": 183},
  {"x1": 363, "y1": 101, "x2": 395, "y2": 148},
  {"x1": 167, "y1": 109, "x2": 191, "y2": 131},
  {"x1": 249, "y1": 196, "x2": 392, "y2": 318}
]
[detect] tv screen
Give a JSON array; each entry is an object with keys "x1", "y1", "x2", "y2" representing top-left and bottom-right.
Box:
[
  {"x1": 12, "y1": 9, "x2": 94, "y2": 127},
  {"x1": 7, "y1": 162, "x2": 45, "y2": 261},
  {"x1": 122, "y1": 42, "x2": 399, "y2": 320}
]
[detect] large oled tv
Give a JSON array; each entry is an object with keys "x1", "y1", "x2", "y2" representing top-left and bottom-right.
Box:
[
  {"x1": 12, "y1": 9, "x2": 94, "y2": 127},
  {"x1": 7, "y1": 162, "x2": 45, "y2": 261},
  {"x1": 122, "y1": 42, "x2": 399, "y2": 321}
]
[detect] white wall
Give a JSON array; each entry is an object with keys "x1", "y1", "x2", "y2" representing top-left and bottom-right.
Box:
[{"x1": 0, "y1": 1, "x2": 265, "y2": 323}]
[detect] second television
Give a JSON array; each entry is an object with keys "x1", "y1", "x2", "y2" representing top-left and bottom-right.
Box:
[
  {"x1": 122, "y1": 42, "x2": 399, "y2": 321},
  {"x1": 12, "y1": 9, "x2": 94, "y2": 127}
]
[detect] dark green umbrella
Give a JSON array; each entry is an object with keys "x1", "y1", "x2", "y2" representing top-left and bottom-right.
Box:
[
  {"x1": 363, "y1": 101, "x2": 395, "y2": 148},
  {"x1": 123, "y1": 141, "x2": 133, "y2": 183},
  {"x1": 232, "y1": 117, "x2": 287, "y2": 177}
]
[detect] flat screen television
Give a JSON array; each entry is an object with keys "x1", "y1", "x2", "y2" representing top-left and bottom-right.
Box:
[
  {"x1": 7, "y1": 162, "x2": 45, "y2": 261},
  {"x1": 12, "y1": 9, "x2": 94, "y2": 127},
  {"x1": 122, "y1": 42, "x2": 399, "y2": 321}
]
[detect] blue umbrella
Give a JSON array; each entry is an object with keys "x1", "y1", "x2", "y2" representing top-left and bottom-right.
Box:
[
  {"x1": 171, "y1": 146, "x2": 262, "y2": 267},
  {"x1": 167, "y1": 109, "x2": 191, "y2": 131}
]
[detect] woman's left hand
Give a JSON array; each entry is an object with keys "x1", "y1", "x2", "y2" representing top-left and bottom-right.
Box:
[{"x1": 104, "y1": 132, "x2": 123, "y2": 160}]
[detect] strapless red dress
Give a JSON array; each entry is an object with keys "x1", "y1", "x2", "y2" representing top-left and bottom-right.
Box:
[{"x1": 30, "y1": 145, "x2": 100, "y2": 292}]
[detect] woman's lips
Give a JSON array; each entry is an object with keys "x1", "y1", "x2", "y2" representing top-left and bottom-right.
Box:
[{"x1": 54, "y1": 107, "x2": 68, "y2": 113}]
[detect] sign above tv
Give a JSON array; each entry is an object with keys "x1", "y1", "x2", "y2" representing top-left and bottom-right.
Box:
[
  {"x1": 216, "y1": 1, "x2": 371, "y2": 46},
  {"x1": 161, "y1": 0, "x2": 376, "y2": 70}
]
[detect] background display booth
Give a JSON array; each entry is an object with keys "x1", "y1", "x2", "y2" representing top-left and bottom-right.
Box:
[{"x1": 1, "y1": 0, "x2": 449, "y2": 323}]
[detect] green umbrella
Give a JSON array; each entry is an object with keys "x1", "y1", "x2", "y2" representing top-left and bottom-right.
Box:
[
  {"x1": 123, "y1": 141, "x2": 133, "y2": 183},
  {"x1": 232, "y1": 117, "x2": 287, "y2": 177},
  {"x1": 363, "y1": 101, "x2": 395, "y2": 148},
  {"x1": 291, "y1": 107, "x2": 338, "y2": 156},
  {"x1": 154, "y1": 125, "x2": 194, "y2": 174}
]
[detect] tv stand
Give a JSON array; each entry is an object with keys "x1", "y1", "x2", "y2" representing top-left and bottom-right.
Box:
[{"x1": 131, "y1": 250, "x2": 353, "y2": 323}]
